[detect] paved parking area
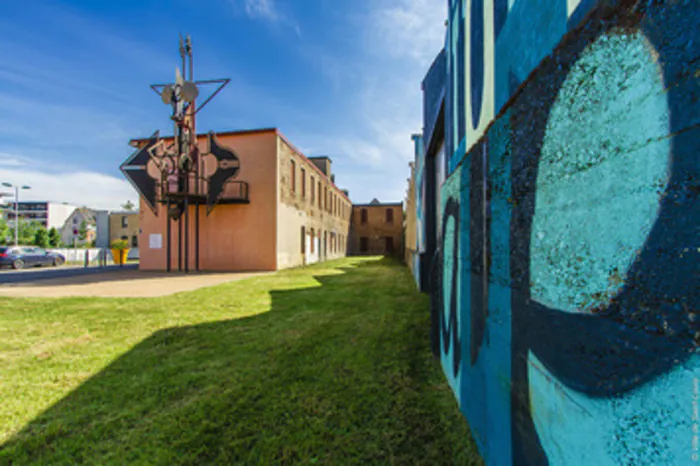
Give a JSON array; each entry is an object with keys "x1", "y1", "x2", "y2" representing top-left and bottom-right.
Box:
[{"x1": 0, "y1": 266, "x2": 270, "y2": 298}]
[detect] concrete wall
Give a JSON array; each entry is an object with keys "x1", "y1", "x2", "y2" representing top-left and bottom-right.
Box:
[
  {"x1": 350, "y1": 204, "x2": 403, "y2": 257},
  {"x1": 139, "y1": 131, "x2": 278, "y2": 271},
  {"x1": 276, "y1": 137, "x2": 351, "y2": 269},
  {"x1": 428, "y1": 0, "x2": 700, "y2": 464},
  {"x1": 94, "y1": 211, "x2": 110, "y2": 249}
]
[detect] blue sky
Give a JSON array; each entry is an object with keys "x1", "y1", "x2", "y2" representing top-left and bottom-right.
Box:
[{"x1": 0, "y1": 0, "x2": 446, "y2": 209}]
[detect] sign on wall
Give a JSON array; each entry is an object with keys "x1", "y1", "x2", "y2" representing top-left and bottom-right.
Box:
[{"x1": 149, "y1": 234, "x2": 163, "y2": 249}]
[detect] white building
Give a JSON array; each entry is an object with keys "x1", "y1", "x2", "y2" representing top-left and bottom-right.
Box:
[{"x1": 60, "y1": 208, "x2": 97, "y2": 246}]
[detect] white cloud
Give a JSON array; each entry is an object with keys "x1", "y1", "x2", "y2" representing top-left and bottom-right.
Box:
[
  {"x1": 295, "y1": 0, "x2": 446, "y2": 203},
  {"x1": 243, "y1": 0, "x2": 279, "y2": 21},
  {"x1": 370, "y1": 0, "x2": 448, "y2": 64},
  {"x1": 229, "y1": 0, "x2": 301, "y2": 35},
  {"x1": 0, "y1": 153, "x2": 29, "y2": 167},
  {"x1": 0, "y1": 163, "x2": 137, "y2": 211}
]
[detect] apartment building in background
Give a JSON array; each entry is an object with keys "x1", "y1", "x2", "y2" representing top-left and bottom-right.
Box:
[
  {"x1": 2, "y1": 202, "x2": 77, "y2": 230},
  {"x1": 349, "y1": 200, "x2": 403, "y2": 257},
  {"x1": 131, "y1": 128, "x2": 352, "y2": 271}
]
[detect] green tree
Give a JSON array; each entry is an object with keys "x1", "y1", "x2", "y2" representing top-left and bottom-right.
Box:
[
  {"x1": 48, "y1": 227, "x2": 61, "y2": 248},
  {"x1": 33, "y1": 227, "x2": 49, "y2": 248},
  {"x1": 18, "y1": 221, "x2": 41, "y2": 246},
  {"x1": 0, "y1": 218, "x2": 9, "y2": 245},
  {"x1": 121, "y1": 200, "x2": 135, "y2": 211},
  {"x1": 78, "y1": 221, "x2": 88, "y2": 242}
]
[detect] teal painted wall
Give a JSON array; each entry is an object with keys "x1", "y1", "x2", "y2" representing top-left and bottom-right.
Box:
[{"x1": 430, "y1": 0, "x2": 700, "y2": 464}]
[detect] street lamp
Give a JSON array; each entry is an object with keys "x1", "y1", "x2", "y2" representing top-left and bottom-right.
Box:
[{"x1": 2, "y1": 182, "x2": 31, "y2": 246}]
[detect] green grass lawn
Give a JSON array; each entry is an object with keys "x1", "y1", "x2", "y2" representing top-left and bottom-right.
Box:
[{"x1": 0, "y1": 257, "x2": 482, "y2": 465}]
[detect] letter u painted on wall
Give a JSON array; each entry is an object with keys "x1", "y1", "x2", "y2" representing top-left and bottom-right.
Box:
[{"x1": 436, "y1": 0, "x2": 700, "y2": 464}]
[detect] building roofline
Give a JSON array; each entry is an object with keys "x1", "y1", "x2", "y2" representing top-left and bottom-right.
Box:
[
  {"x1": 128, "y1": 127, "x2": 352, "y2": 204},
  {"x1": 275, "y1": 130, "x2": 351, "y2": 204},
  {"x1": 353, "y1": 202, "x2": 403, "y2": 207},
  {"x1": 129, "y1": 127, "x2": 278, "y2": 146}
]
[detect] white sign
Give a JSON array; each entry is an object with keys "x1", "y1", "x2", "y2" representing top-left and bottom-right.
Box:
[{"x1": 149, "y1": 234, "x2": 163, "y2": 249}]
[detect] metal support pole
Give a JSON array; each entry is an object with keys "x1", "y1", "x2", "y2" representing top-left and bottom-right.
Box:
[
  {"x1": 178, "y1": 211, "x2": 183, "y2": 272},
  {"x1": 166, "y1": 199, "x2": 172, "y2": 272},
  {"x1": 14, "y1": 186, "x2": 18, "y2": 247},
  {"x1": 184, "y1": 197, "x2": 189, "y2": 273},
  {"x1": 195, "y1": 202, "x2": 200, "y2": 271}
]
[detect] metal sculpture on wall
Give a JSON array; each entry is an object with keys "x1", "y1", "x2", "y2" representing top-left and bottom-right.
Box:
[
  {"x1": 205, "y1": 131, "x2": 241, "y2": 215},
  {"x1": 120, "y1": 35, "x2": 245, "y2": 272}
]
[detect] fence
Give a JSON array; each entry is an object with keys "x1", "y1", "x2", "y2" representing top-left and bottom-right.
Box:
[{"x1": 48, "y1": 248, "x2": 139, "y2": 265}]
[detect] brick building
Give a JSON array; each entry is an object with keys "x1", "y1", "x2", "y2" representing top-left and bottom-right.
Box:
[
  {"x1": 131, "y1": 128, "x2": 351, "y2": 271},
  {"x1": 349, "y1": 200, "x2": 403, "y2": 257}
]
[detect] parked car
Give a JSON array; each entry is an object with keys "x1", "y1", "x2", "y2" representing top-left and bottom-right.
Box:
[{"x1": 0, "y1": 247, "x2": 66, "y2": 269}]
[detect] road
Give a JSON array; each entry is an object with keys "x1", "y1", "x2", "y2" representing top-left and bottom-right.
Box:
[{"x1": 0, "y1": 264, "x2": 138, "y2": 285}]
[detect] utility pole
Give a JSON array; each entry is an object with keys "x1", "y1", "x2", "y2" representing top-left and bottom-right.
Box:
[{"x1": 1, "y1": 182, "x2": 31, "y2": 246}]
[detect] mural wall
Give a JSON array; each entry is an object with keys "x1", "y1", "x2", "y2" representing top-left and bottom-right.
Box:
[{"x1": 432, "y1": 0, "x2": 700, "y2": 464}]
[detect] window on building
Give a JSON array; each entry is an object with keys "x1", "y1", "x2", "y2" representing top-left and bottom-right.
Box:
[
  {"x1": 121, "y1": 235, "x2": 128, "y2": 241},
  {"x1": 386, "y1": 208, "x2": 393, "y2": 224},
  {"x1": 122, "y1": 216, "x2": 128, "y2": 228},
  {"x1": 132, "y1": 235, "x2": 138, "y2": 247},
  {"x1": 300, "y1": 168, "x2": 306, "y2": 198},
  {"x1": 310, "y1": 176, "x2": 315, "y2": 203},
  {"x1": 385, "y1": 236, "x2": 394, "y2": 253},
  {"x1": 360, "y1": 237, "x2": 369, "y2": 252},
  {"x1": 290, "y1": 159, "x2": 296, "y2": 193},
  {"x1": 361, "y1": 208, "x2": 368, "y2": 224},
  {"x1": 324, "y1": 187, "x2": 328, "y2": 211},
  {"x1": 310, "y1": 228, "x2": 315, "y2": 253},
  {"x1": 301, "y1": 226, "x2": 306, "y2": 253},
  {"x1": 318, "y1": 184, "x2": 322, "y2": 208}
]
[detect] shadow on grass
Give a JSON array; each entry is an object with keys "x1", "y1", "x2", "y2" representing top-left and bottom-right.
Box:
[{"x1": 0, "y1": 257, "x2": 482, "y2": 465}]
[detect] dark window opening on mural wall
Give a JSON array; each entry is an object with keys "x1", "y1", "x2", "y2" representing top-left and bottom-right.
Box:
[
  {"x1": 301, "y1": 226, "x2": 306, "y2": 254},
  {"x1": 132, "y1": 235, "x2": 138, "y2": 247},
  {"x1": 361, "y1": 209, "x2": 368, "y2": 224},
  {"x1": 300, "y1": 168, "x2": 306, "y2": 198},
  {"x1": 122, "y1": 216, "x2": 128, "y2": 228},
  {"x1": 360, "y1": 237, "x2": 369, "y2": 252},
  {"x1": 386, "y1": 208, "x2": 393, "y2": 223},
  {"x1": 310, "y1": 176, "x2": 315, "y2": 203},
  {"x1": 385, "y1": 237, "x2": 394, "y2": 253}
]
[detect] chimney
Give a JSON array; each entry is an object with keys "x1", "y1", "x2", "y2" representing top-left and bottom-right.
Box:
[{"x1": 308, "y1": 156, "x2": 332, "y2": 178}]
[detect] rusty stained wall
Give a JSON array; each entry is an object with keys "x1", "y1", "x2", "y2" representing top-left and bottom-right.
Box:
[
  {"x1": 432, "y1": 0, "x2": 700, "y2": 465},
  {"x1": 139, "y1": 131, "x2": 278, "y2": 271},
  {"x1": 277, "y1": 137, "x2": 351, "y2": 269},
  {"x1": 350, "y1": 204, "x2": 404, "y2": 257}
]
